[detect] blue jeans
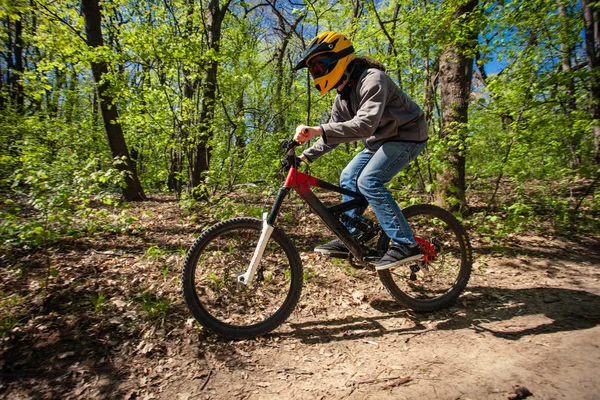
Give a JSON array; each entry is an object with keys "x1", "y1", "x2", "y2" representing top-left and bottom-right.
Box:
[{"x1": 340, "y1": 141, "x2": 426, "y2": 247}]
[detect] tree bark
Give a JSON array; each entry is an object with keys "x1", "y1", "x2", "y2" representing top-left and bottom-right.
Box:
[
  {"x1": 189, "y1": 0, "x2": 231, "y2": 198},
  {"x1": 64, "y1": 67, "x2": 78, "y2": 123},
  {"x1": 270, "y1": 3, "x2": 303, "y2": 134},
  {"x1": 13, "y1": 13, "x2": 24, "y2": 111},
  {"x1": 81, "y1": 0, "x2": 146, "y2": 201},
  {"x1": 436, "y1": 0, "x2": 479, "y2": 211},
  {"x1": 169, "y1": 0, "x2": 197, "y2": 196},
  {"x1": 5, "y1": 12, "x2": 24, "y2": 111},
  {"x1": 371, "y1": 0, "x2": 402, "y2": 86},
  {"x1": 557, "y1": 2, "x2": 580, "y2": 168},
  {"x1": 581, "y1": 0, "x2": 600, "y2": 164}
]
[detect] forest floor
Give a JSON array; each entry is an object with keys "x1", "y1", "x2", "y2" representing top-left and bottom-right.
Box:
[{"x1": 1, "y1": 192, "x2": 599, "y2": 400}]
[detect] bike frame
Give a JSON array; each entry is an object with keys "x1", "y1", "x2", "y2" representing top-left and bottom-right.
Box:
[
  {"x1": 238, "y1": 164, "x2": 369, "y2": 286},
  {"x1": 279, "y1": 166, "x2": 368, "y2": 257},
  {"x1": 237, "y1": 142, "x2": 440, "y2": 286}
]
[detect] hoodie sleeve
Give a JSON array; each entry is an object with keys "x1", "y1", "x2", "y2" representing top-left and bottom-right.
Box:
[
  {"x1": 301, "y1": 136, "x2": 338, "y2": 162},
  {"x1": 320, "y1": 72, "x2": 391, "y2": 144},
  {"x1": 301, "y1": 98, "x2": 346, "y2": 162}
]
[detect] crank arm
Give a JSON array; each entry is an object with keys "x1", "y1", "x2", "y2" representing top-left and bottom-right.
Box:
[{"x1": 237, "y1": 213, "x2": 274, "y2": 286}]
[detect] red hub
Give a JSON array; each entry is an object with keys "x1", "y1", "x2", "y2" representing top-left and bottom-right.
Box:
[{"x1": 415, "y1": 236, "x2": 437, "y2": 262}]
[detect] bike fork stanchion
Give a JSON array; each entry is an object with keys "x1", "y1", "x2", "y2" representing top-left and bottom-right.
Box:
[{"x1": 237, "y1": 212, "x2": 274, "y2": 286}]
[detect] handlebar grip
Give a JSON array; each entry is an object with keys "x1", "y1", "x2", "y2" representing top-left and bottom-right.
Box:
[{"x1": 280, "y1": 139, "x2": 301, "y2": 150}]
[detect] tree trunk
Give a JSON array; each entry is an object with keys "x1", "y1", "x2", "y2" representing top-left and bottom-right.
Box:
[
  {"x1": 169, "y1": 0, "x2": 197, "y2": 196},
  {"x1": 5, "y1": 12, "x2": 24, "y2": 112},
  {"x1": 372, "y1": 0, "x2": 402, "y2": 86},
  {"x1": 271, "y1": 6, "x2": 303, "y2": 135},
  {"x1": 557, "y1": 2, "x2": 580, "y2": 168},
  {"x1": 188, "y1": 0, "x2": 231, "y2": 198},
  {"x1": 81, "y1": 0, "x2": 146, "y2": 201},
  {"x1": 13, "y1": 12, "x2": 24, "y2": 112},
  {"x1": 48, "y1": 67, "x2": 64, "y2": 118},
  {"x1": 436, "y1": 0, "x2": 479, "y2": 211},
  {"x1": 581, "y1": 0, "x2": 600, "y2": 164},
  {"x1": 273, "y1": 38, "x2": 289, "y2": 133},
  {"x1": 64, "y1": 67, "x2": 78, "y2": 123}
]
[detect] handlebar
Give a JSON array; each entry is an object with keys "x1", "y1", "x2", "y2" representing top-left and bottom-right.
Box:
[
  {"x1": 280, "y1": 126, "x2": 312, "y2": 171},
  {"x1": 281, "y1": 128, "x2": 309, "y2": 152},
  {"x1": 280, "y1": 139, "x2": 301, "y2": 152},
  {"x1": 280, "y1": 139, "x2": 303, "y2": 172}
]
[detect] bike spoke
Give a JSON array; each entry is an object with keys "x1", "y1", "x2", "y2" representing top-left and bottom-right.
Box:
[
  {"x1": 396, "y1": 217, "x2": 460, "y2": 298},
  {"x1": 377, "y1": 204, "x2": 471, "y2": 311},
  {"x1": 193, "y1": 226, "x2": 294, "y2": 328}
]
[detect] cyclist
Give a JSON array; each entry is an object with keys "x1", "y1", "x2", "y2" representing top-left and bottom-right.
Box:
[{"x1": 293, "y1": 31, "x2": 428, "y2": 270}]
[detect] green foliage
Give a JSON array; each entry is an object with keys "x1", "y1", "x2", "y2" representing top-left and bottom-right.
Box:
[
  {"x1": 144, "y1": 245, "x2": 165, "y2": 259},
  {"x1": 139, "y1": 291, "x2": 170, "y2": 320},
  {"x1": 204, "y1": 196, "x2": 264, "y2": 221},
  {"x1": 0, "y1": 147, "x2": 129, "y2": 248},
  {"x1": 160, "y1": 265, "x2": 171, "y2": 281},
  {"x1": 90, "y1": 292, "x2": 107, "y2": 313},
  {"x1": 0, "y1": 0, "x2": 597, "y2": 251},
  {"x1": 303, "y1": 267, "x2": 317, "y2": 283},
  {"x1": 342, "y1": 263, "x2": 357, "y2": 276},
  {"x1": 0, "y1": 292, "x2": 26, "y2": 337},
  {"x1": 0, "y1": 316, "x2": 18, "y2": 338}
]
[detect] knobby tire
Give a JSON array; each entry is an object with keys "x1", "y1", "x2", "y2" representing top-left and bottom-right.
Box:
[
  {"x1": 377, "y1": 204, "x2": 472, "y2": 311},
  {"x1": 181, "y1": 218, "x2": 303, "y2": 338}
]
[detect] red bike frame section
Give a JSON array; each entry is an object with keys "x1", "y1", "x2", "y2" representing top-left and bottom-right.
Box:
[{"x1": 274, "y1": 165, "x2": 438, "y2": 264}]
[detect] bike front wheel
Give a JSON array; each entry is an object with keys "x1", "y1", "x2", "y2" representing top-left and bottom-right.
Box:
[
  {"x1": 377, "y1": 204, "x2": 472, "y2": 312},
  {"x1": 182, "y1": 218, "x2": 303, "y2": 338}
]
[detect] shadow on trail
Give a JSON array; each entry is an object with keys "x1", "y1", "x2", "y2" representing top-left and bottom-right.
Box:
[
  {"x1": 0, "y1": 307, "x2": 126, "y2": 398},
  {"x1": 282, "y1": 286, "x2": 600, "y2": 344},
  {"x1": 475, "y1": 242, "x2": 600, "y2": 266}
]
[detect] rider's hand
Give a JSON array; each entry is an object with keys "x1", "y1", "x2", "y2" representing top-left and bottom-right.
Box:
[
  {"x1": 281, "y1": 155, "x2": 304, "y2": 171},
  {"x1": 294, "y1": 125, "x2": 322, "y2": 144}
]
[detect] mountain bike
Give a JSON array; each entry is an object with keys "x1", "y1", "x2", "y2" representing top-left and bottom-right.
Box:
[{"x1": 182, "y1": 140, "x2": 472, "y2": 338}]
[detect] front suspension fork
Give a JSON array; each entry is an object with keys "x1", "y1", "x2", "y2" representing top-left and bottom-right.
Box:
[
  {"x1": 237, "y1": 188, "x2": 290, "y2": 286},
  {"x1": 237, "y1": 212, "x2": 274, "y2": 285}
]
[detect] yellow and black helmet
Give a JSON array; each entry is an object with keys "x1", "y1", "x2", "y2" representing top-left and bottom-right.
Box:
[{"x1": 294, "y1": 31, "x2": 355, "y2": 95}]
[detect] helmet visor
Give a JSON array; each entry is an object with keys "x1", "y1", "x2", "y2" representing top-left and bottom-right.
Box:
[{"x1": 307, "y1": 54, "x2": 338, "y2": 78}]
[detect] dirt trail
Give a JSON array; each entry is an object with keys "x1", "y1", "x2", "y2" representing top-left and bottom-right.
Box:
[{"x1": 1, "y1": 197, "x2": 599, "y2": 399}]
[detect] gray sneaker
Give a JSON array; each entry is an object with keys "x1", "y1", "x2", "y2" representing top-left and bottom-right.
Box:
[
  {"x1": 375, "y1": 244, "x2": 423, "y2": 271},
  {"x1": 314, "y1": 239, "x2": 349, "y2": 258}
]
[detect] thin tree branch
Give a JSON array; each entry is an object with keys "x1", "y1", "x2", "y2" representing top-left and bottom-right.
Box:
[{"x1": 34, "y1": 0, "x2": 86, "y2": 43}]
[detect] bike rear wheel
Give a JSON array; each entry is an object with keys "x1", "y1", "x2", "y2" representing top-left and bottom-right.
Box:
[
  {"x1": 181, "y1": 218, "x2": 303, "y2": 338},
  {"x1": 377, "y1": 204, "x2": 472, "y2": 311}
]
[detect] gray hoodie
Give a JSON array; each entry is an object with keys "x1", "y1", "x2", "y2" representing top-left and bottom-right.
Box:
[{"x1": 303, "y1": 68, "x2": 428, "y2": 162}]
